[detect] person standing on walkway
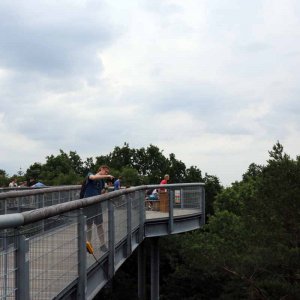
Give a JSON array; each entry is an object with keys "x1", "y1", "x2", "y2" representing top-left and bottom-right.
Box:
[
  {"x1": 8, "y1": 178, "x2": 18, "y2": 188},
  {"x1": 160, "y1": 174, "x2": 169, "y2": 185},
  {"x1": 83, "y1": 165, "x2": 114, "y2": 252},
  {"x1": 113, "y1": 176, "x2": 122, "y2": 190},
  {"x1": 160, "y1": 174, "x2": 170, "y2": 192}
]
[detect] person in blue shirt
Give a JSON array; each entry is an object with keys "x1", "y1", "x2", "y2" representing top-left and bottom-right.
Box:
[
  {"x1": 83, "y1": 165, "x2": 114, "y2": 252},
  {"x1": 113, "y1": 176, "x2": 122, "y2": 190}
]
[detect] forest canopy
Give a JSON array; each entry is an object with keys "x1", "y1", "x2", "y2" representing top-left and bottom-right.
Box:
[
  {"x1": 98, "y1": 142, "x2": 300, "y2": 300},
  {"x1": 1, "y1": 142, "x2": 299, "y2": 299},
  {"x1": 0, "y1": 143, "x2": 214, "y2": 187}
]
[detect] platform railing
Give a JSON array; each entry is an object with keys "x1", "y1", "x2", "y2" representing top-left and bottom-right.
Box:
[{"x1": 0, "y1": 183, "x2": 204, "y2": 299}]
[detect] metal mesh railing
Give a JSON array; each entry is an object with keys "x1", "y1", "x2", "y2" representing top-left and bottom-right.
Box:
[
  {"x1": 131, "y1": 191, "x2": 141, "y2": 230},
  {"x1": 113, "y1": 195, "x2": 127, "y2": 246},
  {"x1": 0, "y1": 230, "x2": 17, "y2": 300},
  {"x1": 85, "y1": 201, "x2": 109, "y2": 266},
  {"x1": 0, "y1": 187, "x2": 80, "y2": 216},
  {"x1": 145, "y1": 185, "x2": 203, "y2": 219},
  {"x1": 28, "y1": 219, "x2": 78, "y2": 299}
]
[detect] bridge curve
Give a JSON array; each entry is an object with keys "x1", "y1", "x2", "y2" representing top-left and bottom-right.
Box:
[{"x1": 0, "y1": 183, "x2": 205, "y2": 299}]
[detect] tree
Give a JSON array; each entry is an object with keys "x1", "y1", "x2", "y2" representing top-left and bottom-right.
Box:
[
  {"x1": 204, "y1": 174, "x2": 223, "y2": 219},
  {"x1": 184, "y1": 165, "x2": 202, "y2": 183},
  {"x1": 0, "y1": 169, "x2": 9, "y2": 187},
  {"x1": 168, "y1": 153, "x2": 186, "y2": 183},
  {"x1": 157, "y1": 142, "x2": 300, "y2": 300},
  {"x1": 144, "y1": 145, "x2": 170, "y2": 183},
  {"x1": 108, "y1": 143, "x2": 135, "y2": 170},
  {"x1": 68, "y1": 151, "x2": 85, "y2": 175},
  {"x1": 25, "y1": 162, "x2": 43, "y2": 181},
  {"x1": 242, "y1": 163, "x2": 263, "y2": 182},
  {"x1": 120, "y1": 167, "x2": 140, "y2": 187},
  {"x1": 35, "y1": 150, "x2": 83, "y2": 185}
]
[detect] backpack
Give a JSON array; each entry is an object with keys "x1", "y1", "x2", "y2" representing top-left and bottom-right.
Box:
[{"x1": 79, "y1": 177, "x2": 88, "y2": 199}]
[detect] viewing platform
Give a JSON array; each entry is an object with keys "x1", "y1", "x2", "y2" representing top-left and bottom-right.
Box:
[{"x1": 0, "y1": 183, "x2": 205, "y2": 299}]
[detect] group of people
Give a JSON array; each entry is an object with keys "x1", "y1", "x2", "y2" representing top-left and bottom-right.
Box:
[
  {"x1": 82, "y1": 166, "x2": 170, "y2": 251},
  {"x1": 8, "y1": 178, "x2": 18, "y2": 188},
  {"x1": 145, "y1": 174, "x2": 170, "y2": 209},
  {"x1": 8, "y1": 178, "x2": 45, "y2": 188}
]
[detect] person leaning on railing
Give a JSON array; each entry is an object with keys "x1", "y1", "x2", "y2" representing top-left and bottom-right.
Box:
[{"x1": 83, "y1": 165, "x2": 114, "y2": 252}]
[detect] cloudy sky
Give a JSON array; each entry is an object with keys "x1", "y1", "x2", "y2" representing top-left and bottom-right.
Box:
[{"x1": 1, "y1": 0, "x2": 299, "y2": 186}]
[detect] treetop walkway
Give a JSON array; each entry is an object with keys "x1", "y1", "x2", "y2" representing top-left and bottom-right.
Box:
[{"x1": 0, "y1": 183, "x2": 205, "y2": 300}]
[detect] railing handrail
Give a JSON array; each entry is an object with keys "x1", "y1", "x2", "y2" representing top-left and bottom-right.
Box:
[
  {"x1": 0, "y1": 185, "x2": 79, "y2": 199},
  {"x1": 0, "y1": 183, "x2": 204, "y2": 199},
  {"x1": 0, "y1": 183, "x2": 204, "y2": 229}
]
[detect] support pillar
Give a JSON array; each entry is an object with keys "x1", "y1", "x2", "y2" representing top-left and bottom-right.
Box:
[
  {"x1": 138, "y1": 241, "x2": 146, "y2": 300},
  {"x1": 151, "y1": 237, "x2": 159, "y2": 300}
]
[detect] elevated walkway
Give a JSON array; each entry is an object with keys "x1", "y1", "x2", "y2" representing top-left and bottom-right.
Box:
[{"x1": 0, "y1": 183, "x2": 205, "y2": 299}]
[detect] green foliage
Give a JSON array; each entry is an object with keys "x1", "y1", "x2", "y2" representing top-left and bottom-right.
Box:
[
  {"x1": 184, "y1": 165, "x2": 203, "y2": 183},
  {"x1": 156, "y1": 142, "x2": 300, "y2": 299},
  {"x1": 168, "y1": 153, "x2": 186, "y2": 182},
  {"x1": 4, "y1": 142, "x2": 213, "y2": 188},
  {"x1": 108, "y1": 142, "x2": 135, "y2": 170},
  {"x1": 119, "y1": 167, "x2": 140, "y2": 187},
  {"x1": 213, "y1": 180, "x2": 254, "y2": 216},
  {"x1": 25, "y1": 162, "x2": 43, "y2": 181},
  {"x1": 50, "y1": 172, "x2": 82, "y2": 185},
  {"x1": 204, "y1": 173, "x2": 223, "y2": 220},
  {"x1": 0, "y1": 169, "x2": 9, "y2": 187},
  {"x1": 242, "y1": 162, "x2": 263, "y2": 182}
]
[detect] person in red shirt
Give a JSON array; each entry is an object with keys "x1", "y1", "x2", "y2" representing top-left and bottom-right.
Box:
[
  {"x1": 160, "y1": 174, "x2": 170, "y2": 185},
  {"x1": 160, "y1": 174, "x2": 170, "y2": 192}
]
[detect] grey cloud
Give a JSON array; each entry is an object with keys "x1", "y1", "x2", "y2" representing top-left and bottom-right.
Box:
[
  {"x1": 0, "y1": 2, "x2": 115, "y2": 79},
  {"x1": 239, "y1": 42, "x2": 270, "y2": 53},
  {"x1": 150, "y1": 82, "x2": 243, "y2": 115},
  {"x1": 143, "y1": 0, "x2": 182, "y2": 15},
  {"x1": 208, "y1": 0, "x2": 263, "y2": 27},
  {"x1": 126, "y1": 82, "x2": 253, "y2": 136}
]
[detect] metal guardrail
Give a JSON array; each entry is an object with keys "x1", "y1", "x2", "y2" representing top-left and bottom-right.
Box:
[{"x1": 0, "y1": 183, "x2": 205, "y2": 299}]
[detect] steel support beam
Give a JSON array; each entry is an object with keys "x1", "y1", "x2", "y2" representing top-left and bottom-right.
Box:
[
  {"x1": 151, "y1": 237, "x2": 159, "y2": 300},
  {"x1": 138, "y1": 241, "x2": 147, "y2": 300}
]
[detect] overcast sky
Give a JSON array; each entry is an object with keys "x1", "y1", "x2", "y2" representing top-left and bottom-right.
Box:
[{"x1": 1, "y1": 0, "x2": 299, "y2": 186}]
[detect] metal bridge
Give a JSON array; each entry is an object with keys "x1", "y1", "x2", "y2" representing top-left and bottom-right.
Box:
[{"x1": 0, "y1": 183, "x2": 205, "y2": 299}]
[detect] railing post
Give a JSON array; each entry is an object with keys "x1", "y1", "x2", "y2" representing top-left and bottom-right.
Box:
[
  {"x1": 15, "y1": 232, "x2": 29, "y2": 300},
  {"x1": 126, "y1": 194, "x2": 132, "y2": 257},
  {"x1": 3, "y1": 230, "x2": 8, "y2": 298},
  {"x1": 138, "y1": 240, "x2": 146, "y2": 300},
  {"x1": 41, "y1": 193, "x2": 45, "y2": 233},
  {"x1": 180, "y1": 187, "x2": 184, "y2": 208},
  {"x1": 168, "y1": 189, "x2": 174, "y2": 234},
  {"x1": 108, "y1": 200, "x2": 115, "y2": 279},
  {"x1": 202, "y1": 186, "x2": 206, "y2": 225},
  {"x1": 139, "y1": 190, "x2": 145, "y2": 243},
  {"x1": 77, "y1": 209, "x2": 87, "y2": 299},
  {"x1": 4, "y1": 199, "x2": 7, "y2": 214}
]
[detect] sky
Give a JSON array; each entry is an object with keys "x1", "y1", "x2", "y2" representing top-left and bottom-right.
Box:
[{"x1": 1, "y1": 0, "x2": 300, "y2": 186}]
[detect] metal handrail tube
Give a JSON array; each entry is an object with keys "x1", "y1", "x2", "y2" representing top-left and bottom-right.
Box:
[
  {"x1": 0, "y1": 183, "x2": 204, "y2": 200},
  {"x1": 0, "y1": 183, "x2": 204, "y2": 229},
  {"x1": 0, "y1": 185, "x2": 79, "y2": 200}
]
